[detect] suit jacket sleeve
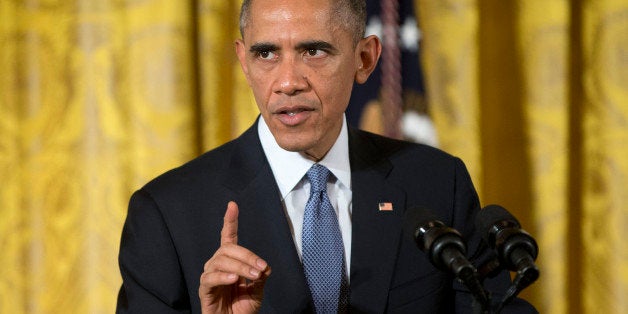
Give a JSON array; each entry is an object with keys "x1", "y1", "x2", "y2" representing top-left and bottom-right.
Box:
[{"x1": 117, "y1": 189, "x2": 192, "y2": 313}]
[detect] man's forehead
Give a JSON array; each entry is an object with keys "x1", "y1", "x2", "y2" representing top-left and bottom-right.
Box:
[
  {"x1": 247, "y1": 0, "x2": 331, "y2": 24},
  {"x1": 243, "y1": 12, "x2": 339, "y2": 45},
  {"x1": 249, "y1": 0, "x2": 332, "y2": 11}
]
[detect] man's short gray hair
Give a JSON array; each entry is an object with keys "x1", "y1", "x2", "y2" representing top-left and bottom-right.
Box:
[{"x1": 239, "y1": 0, "x2": 367, "y2": 45}]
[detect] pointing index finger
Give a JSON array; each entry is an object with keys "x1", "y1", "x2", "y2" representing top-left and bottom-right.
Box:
[{"x1": 221, "y1": 201, "x2": 239, "y2": 246}]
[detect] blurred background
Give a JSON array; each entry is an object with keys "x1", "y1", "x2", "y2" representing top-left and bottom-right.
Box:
[{"x1": 1, "y1": 0, "x2": 627, "y2": 313}]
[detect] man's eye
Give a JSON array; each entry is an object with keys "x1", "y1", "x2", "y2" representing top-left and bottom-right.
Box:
[
  {"x1": 306, "y1": 49, "x2": 325, "y2": 57},
  {"x1": 258, "y1": 51, "x2": 276, "y2": 59}
]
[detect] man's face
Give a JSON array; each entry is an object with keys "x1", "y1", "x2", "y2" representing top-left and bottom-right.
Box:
[{"x1": 236, "y1": 0, "x2": 377, "y2": 160}]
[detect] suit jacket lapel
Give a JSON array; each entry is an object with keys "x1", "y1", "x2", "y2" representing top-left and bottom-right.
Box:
[
  {"x1": 348, "y1": 128, "x2": 406, "y2": 313},
  {"x1": 221, "y1": 121, "x2": 313, "y2": 313}
]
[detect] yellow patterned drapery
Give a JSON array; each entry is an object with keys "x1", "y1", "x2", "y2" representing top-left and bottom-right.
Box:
[
  {"x1": 420, "y1": 0, "x2": 628, "y2": 313},
  {"x1": 0, "y1": 0, "x2": 627, "y2": 313},
  {"x1": 0, "y1": 0, "x2": 255, "y2": 313}
]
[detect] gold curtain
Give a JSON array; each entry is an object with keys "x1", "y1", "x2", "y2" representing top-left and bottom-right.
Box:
[
  {"x1": 1, "y1": 0, "x2": 627, "y2": 313},
  {"x1": 0, "y1": 0, "x2": 255, "y2": 312},
  {"x1": 419, "y1": 0, "x2": 628, "y2": 313}
]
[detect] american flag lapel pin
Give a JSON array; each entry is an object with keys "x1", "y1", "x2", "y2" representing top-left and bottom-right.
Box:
[{"x1": 378, "y1": 202, "x2": 393, "y2": 211}]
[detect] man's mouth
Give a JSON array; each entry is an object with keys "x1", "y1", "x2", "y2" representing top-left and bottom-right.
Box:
[
  {"x1": 281, "y1": 108, "x2": 309, "y2": 116},
  {"x1": 275, "y1": 107, "x2": 314, "y2": 126}
]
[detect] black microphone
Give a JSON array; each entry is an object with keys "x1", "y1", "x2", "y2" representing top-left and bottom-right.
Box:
[
  {"x1": 476, "y1": 205, "x2": 539, "y2": 309},
  {"x1": 405, "y1": 208, "x2": 490, "y2": 311}
]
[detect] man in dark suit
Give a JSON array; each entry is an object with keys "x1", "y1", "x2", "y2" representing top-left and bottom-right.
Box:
[{"x1": 117, "y1": 0, "x2": 536, "y2": 313}]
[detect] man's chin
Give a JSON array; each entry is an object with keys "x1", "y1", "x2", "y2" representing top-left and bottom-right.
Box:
[{"x1": 276, "y1": 141, "x2": 311, "y2": 153}]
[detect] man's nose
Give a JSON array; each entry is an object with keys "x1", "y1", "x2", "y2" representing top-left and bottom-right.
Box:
[{"x1": 273, "y1": 57, "x2": 309, "y2": 95}]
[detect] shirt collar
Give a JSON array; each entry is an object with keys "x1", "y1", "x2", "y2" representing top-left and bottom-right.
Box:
[{"x1": 258, "y1": 115, "x2": 352, "y2": 199}]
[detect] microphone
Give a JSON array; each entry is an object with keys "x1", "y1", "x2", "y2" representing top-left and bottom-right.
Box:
[
  {"x1": 476, "y1": 205, "x2": 539, "y2": 309},
  {"x1": 405, "y1": 208, "x2": 490, "y2": 310}
]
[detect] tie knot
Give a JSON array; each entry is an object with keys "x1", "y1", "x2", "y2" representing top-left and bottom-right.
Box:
[{"x1": 306, "y1": 164, "x2": 330, "y2": 193}]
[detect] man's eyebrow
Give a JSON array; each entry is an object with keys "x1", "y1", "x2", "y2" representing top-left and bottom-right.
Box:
[
  {"x1": 296, "y1": 40, "x2": 336, "y2": 52},
  {"x1": 249, "y1": 42, "x2": 278, "y2": 53}
]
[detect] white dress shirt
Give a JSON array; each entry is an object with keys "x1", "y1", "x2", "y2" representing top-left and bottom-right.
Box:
[{"x1": 258, "y1": 116, "x2": 353, "y2": 278}]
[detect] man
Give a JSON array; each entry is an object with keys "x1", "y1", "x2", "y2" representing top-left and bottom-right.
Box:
[{"x1": 117, "y1": 0, "x2": 536, "y2": 313}]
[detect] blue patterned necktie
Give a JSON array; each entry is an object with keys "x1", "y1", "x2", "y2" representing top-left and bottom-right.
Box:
[{"x1": 302, "y1": 164, "x2": 348, "y2": 313}]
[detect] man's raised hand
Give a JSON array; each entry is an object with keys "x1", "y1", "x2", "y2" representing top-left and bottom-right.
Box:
[{"x1": 199, "y1": 201, "x2": 271, "y2": 313}]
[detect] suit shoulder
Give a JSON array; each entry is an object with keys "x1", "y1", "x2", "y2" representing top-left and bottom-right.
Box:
[{"x1": 351, "y1": 128, "x2": 458, "y2": 163}]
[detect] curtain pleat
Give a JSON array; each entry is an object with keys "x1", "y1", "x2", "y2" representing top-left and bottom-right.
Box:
[
  {"x1": 580, "y1": 1, "x2": 628, "y2": 313},
  {"x1": 517, "y1": 2, "x2": 571, "y2": 313},
  {"x1": 417, "y1": 0, "x2": 482, "y2": 182},
  {"x1": 195, "y1": 0, "x2": 257, "y2": 150}
]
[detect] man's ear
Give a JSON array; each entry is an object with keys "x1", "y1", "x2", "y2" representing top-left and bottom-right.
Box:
[
  {"x1": 355, "y1": 35, "x2": 382, "y2": 84},
  {"x1": 235, "y1": 39, "x2": 250, "y2": 79}
]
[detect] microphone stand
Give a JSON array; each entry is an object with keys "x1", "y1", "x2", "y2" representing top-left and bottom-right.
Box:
[
  {"x1": 456, "y1": 267, "x2": 490, "y2": 314},
  {"x1": 476, "y1": 255, "x2": 539, "y2": 313},
  {"x1": 495, "y1": 255, "x2": 539, "y2": 312},
  {"x1": 440, "y1": 248, "x2": 490, "y2": 313},
  {"x1": 431, "y1": 232, "x2": 491, "y2": 313}
]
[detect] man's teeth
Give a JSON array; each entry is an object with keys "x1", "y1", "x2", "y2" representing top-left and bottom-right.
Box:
[{"x1": 283, "y1": 109, "x2": 309, "y2": 116}]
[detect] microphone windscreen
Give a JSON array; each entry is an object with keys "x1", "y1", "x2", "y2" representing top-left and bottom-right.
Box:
[
  {"x1": 402, "y1": 207, "x2": 440, "y2": 246},
  {"x1": 476, "y1": 204, "x2": 521, "y2": 241}
]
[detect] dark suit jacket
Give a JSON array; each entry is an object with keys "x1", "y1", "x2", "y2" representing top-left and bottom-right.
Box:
[{"x1": 117, "y1": 120, "x2": 536, "y2": 313}]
